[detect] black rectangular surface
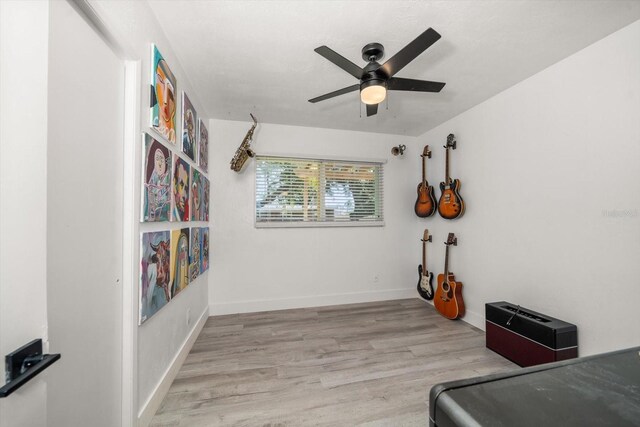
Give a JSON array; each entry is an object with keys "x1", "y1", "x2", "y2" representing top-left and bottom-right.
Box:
[
  {"x1": 430, "y1": 346, "x2": 640, "y2": 427},
  {"x1": 486, "y1": 302, "x2": 577, "y2": 349}
]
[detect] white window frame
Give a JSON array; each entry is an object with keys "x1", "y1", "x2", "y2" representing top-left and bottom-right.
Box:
[{"x1": 254, "y1": 155, "x2": 385, "y2": 228}]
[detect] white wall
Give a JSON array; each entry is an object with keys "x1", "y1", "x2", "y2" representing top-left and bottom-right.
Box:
[
  {"x1": 410, "y1": 20, "x2": 640, "y2": 356},
  {"x1": 209, "y1": 120, "x2": 419, "y2": 314},
  {"x1": 0, "y1": 2, "x2": 50, "y2": 426},
  {"x1": 89, "y1": 0, "x2": 210, "y2": 420}
]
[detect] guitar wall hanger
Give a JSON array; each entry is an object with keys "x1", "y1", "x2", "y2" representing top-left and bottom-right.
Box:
[
  {"x1": 391, "y1": 144, "x2": 406, "y2": 156},
  {"x1": 421, "y1": 235, "x2": 432, "y2": 242},
  {"x1": 444, "y1": 236, "x2": 457, "y2": 246},
  {"x1": 443, "y1": 136, "x2": 457, "y2": 150}
]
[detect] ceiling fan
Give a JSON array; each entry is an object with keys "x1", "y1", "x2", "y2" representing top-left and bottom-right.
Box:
[{"x1": 308, "y1": 28, "x2": 446, "y2": 117}]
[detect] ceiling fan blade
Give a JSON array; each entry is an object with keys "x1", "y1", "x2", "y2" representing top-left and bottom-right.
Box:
[
  {"x1": 308, "y1": 84, "x2": 360, "y2": 103},
  {"x1": 380, "y1": 28, "x2": 441, "y2": 77},
  {"x1": 366, "y1": 103, "x2": 378, "y2": 117},
  {"x1": 388, "y1": 78, "x2": 445, "y2": 92},
  {"x1": 314, "y1": 46, "x2": 364, "y2": 79}
]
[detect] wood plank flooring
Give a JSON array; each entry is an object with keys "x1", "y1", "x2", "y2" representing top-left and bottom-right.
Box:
[{"x1": 150, "y1": 299, "x2": 518, "y2": 426}]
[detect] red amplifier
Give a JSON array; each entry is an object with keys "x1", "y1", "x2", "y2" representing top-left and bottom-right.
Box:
[{"x1": 485, "y1": 302, "x2": 578, "y2": 367}]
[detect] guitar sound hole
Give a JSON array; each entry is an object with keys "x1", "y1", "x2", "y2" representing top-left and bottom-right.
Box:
[{"x1": 442, "y1": 282, "x2": 450, "y2": 292}]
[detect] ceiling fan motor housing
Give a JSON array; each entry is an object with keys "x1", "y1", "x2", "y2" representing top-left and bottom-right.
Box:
[{"x1": 361, "y1": 42, "x2": 385, "y2": 62}]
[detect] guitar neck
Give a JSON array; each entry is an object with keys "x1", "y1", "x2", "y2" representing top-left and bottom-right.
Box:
[
  {"x1": 445, "y1": 147, "x2": 450, "y2": 184},
  {"x1": 444, "y1": 245, "x2": 450, "y2": 276},
  {"x1": 422, "y1": 241, "x2": 427, "y2": 274},
  {"x1": 421, "y1": 155, "x2": 426, "y2": 186}
]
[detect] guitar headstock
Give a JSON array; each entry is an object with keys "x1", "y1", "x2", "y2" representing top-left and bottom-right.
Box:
[
  {"x1": 421, "y1": 229, "x2": 432, "y2": 242},
  {"x1": 444, "y1": 232, "x2": 457, "y2": 246},
  {"x1": 444, "y1": 133, "x2": 456, "y2": 150},
  {"x1": 421, "y1": 145, "x2": 432, "y2": 159}
]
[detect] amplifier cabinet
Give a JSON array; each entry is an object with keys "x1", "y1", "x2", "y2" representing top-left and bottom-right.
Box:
[{"x1": 485, "y1": 301, "x2": 577, "y2": 367}]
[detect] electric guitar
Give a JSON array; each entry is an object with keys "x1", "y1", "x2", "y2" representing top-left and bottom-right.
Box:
[
  {"x1": 415, "y1": 145, "x2": 436, "y2": 217},
  {"x1": 434, "y1": 232, "x2": 465, "y2": 319},
  {"x1": 438, "y1": 134, "x2": 465, "y2": 219},
  {"x1": 417, "y1": 229, "x2": 434, "y2": 300}
]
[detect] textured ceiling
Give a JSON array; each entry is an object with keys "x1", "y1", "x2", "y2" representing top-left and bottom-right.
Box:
[{"x1": 147, "y1": 0, "x2": 640, "y2": 136}]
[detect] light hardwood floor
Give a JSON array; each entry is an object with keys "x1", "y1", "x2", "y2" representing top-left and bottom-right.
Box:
[{"x1": 150, "y1": 299, "x2": 518, "y2": 426}]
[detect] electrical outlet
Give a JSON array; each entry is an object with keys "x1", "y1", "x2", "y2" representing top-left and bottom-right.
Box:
[{"x1": 186, "y1": 308, "x2": 191, "y2": 326}]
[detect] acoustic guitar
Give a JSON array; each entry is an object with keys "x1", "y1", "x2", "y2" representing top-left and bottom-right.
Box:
[
  {"x1": 417, "y1": 229, "x2": 434, "y2": 301},
  {"x1": 434, "y1": 232, "x2": 465, "y2": 319},
  {"x1": 438, "y1": 134, "x2": 465, "y2": 219},
  {"x1": 415, "y1": 145, "x2": 436, "y2": 217}
]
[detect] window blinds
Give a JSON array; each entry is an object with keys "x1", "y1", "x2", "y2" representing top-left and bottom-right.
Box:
[{"x1": 255, "y1": 156, "x2": 384, "y2": 227}]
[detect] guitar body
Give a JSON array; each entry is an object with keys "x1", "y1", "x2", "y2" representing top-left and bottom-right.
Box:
[
  {"x1": 438, "y1": 179, "x2": 465, "y2": 220},
  {"x1": 434, "y1": 273, "x2": 465, "y2": 319},
  {"x1": 415, "y1": 183, "x2": 436, "y2": 217},
  {"x1": 416, "y1": 264, "x2": 434, "y2": 301}
]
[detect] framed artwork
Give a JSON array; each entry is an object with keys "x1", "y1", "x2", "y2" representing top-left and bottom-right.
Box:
[
  {"x1": 182, "y1": 92, "x2": 197, "y2": 162},
  {"x1": 190, "y1": 168, "x2": 203, "y2": 221},
  {"x1": 199, "y1": 118, "x2": 208, "y2": 172},
  {"x1": 170, "y1": 228, "x2": 190, "y2": 298},
  {"x1": 203, "y1": 176, "x2": 210, "y2": 221},
  {"x1": 141, "y1": 133, "x2": 171, "y2": 222},
  {"x1": 150, "y1": 44, "x2": 177, "y2": 144},
  {"x1": 172, "y1": 155, "x2": 190, "y2": 222},
  {"x1": 140, "y1": 231, "x2": 171, "y2": 324},
  {"x1": 189, "y1": 227, "x2": 201, "y2": 281},
  {"x1": 201, "y1": 227, "x2": 209, "y2": 273}
]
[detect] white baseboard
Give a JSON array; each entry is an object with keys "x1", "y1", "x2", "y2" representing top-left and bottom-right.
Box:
[
  {"x1": 137, "y1": 306, "x2": 209, "y2": 427},
  {"x1": 461, "y1": 307, "x2": 485, "y2": 331},
  {"x1": 210, "y1": 288, "x2": 417, "y2": 315}
]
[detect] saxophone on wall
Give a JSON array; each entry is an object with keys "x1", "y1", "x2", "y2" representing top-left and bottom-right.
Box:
[{"x1": 230, "y1": 114, "x2": 258, "y2": 172}]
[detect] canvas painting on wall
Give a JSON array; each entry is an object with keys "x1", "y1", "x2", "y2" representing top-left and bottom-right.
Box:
[
  {"x1": 199, "y1": 118, "x2": 208, "y2": 172},
  {"x1": 150, "y1": 44, "x2": 177, "y2": 144},
  {"x1": 170, "y1": 227, "x2": 190, "y2": 298},
  {"x1": 172, "y1": 155, "x2": 190, "y2": 221},
  {"x1": 191, "y1": 168, "x2": 203, "y2": 221},
  {"x1": 182, "y1": 92, "x2": 197, "y2": 162},
  {"x1": 140, "y1": 231, "x2": 171, "y2": 324},
  {"x1": 189, "y1": 227, "x2": 201, "y2": 281},
  {"x1": 201, "y1": 227, "x2": 209, "y2": 273},
  {"x1": 141, "y1": 133, "x2": 171, "y2": 222},
  {"x1": 203, "y1": 176, "x2": 210, "y2": 221}
]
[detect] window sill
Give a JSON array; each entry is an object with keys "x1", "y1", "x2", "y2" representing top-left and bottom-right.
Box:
[{"x1": 255, "y1": 221, "x2": 385, "y2": 229}]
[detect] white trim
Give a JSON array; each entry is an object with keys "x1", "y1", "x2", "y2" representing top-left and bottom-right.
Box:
[
  {"x1": 486, "y1": 320, "x2": 578, "y2": 351},
  {"x1": 137, "y1": 306, "x2": 209, "y2": 427},
  {"x1": 257, "y1": 152, "x2": 388, "y2": 165},
  {"x1": 210, "y1": 289, "x2": 416, "y2": 316},
  {"x1": 460, "y1": 307, "x2": 485, "y2": 331},
  {"x1": 121, "y1": 60, "x2": 140, "y2": 427},
  {"x1": 67, "y1": 0, "x2": 125, "y2": 58}
]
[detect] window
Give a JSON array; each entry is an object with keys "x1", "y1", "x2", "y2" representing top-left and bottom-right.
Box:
[{"x1": 255, "y1": 156, "x2": 384, "y2": 227}]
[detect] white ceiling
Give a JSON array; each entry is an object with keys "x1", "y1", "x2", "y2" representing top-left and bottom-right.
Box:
[{"x1": 147, "y1": 1, "x2": 640, "y2": 136}]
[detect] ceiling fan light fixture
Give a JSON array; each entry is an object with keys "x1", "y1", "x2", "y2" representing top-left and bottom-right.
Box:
[{"x1": 360, "y1": 79, "x2": 387, "y2": 105}]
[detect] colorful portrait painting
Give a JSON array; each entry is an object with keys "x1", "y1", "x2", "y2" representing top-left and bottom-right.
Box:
[
  {"x1": 199, "y1": 118, "x2": 208, "y2": 172},
  {"x1": 201, "y1": 227, "x2": 209, "y2": 273},
  {"x1": 203, "y1": 176, "x2": 210, "y2": 222},
  {"x1": 191, "y1": 168, "x2": 203, "y2": 221},
  {"x1": 182, "y1": 92, "x2": 197, "y2": 162},
  {"x1": 189, "y1": 227, "x2": 201, "y2": 281},
  {"x1": 172, "y1": 155, "x2": 190, "y2": 222},
  {"x1": 140, "y1": 231, "x2": 171, "y2": 324},
  {"x1": 170, "y1": 228, "x2": 190, "y2": 298},
  {"x1": 150, "y1": 44, "x2": 177, "y2": 144},
  {"x1": 142, "y1": 134, "x2": 171, "y2": 222}
]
